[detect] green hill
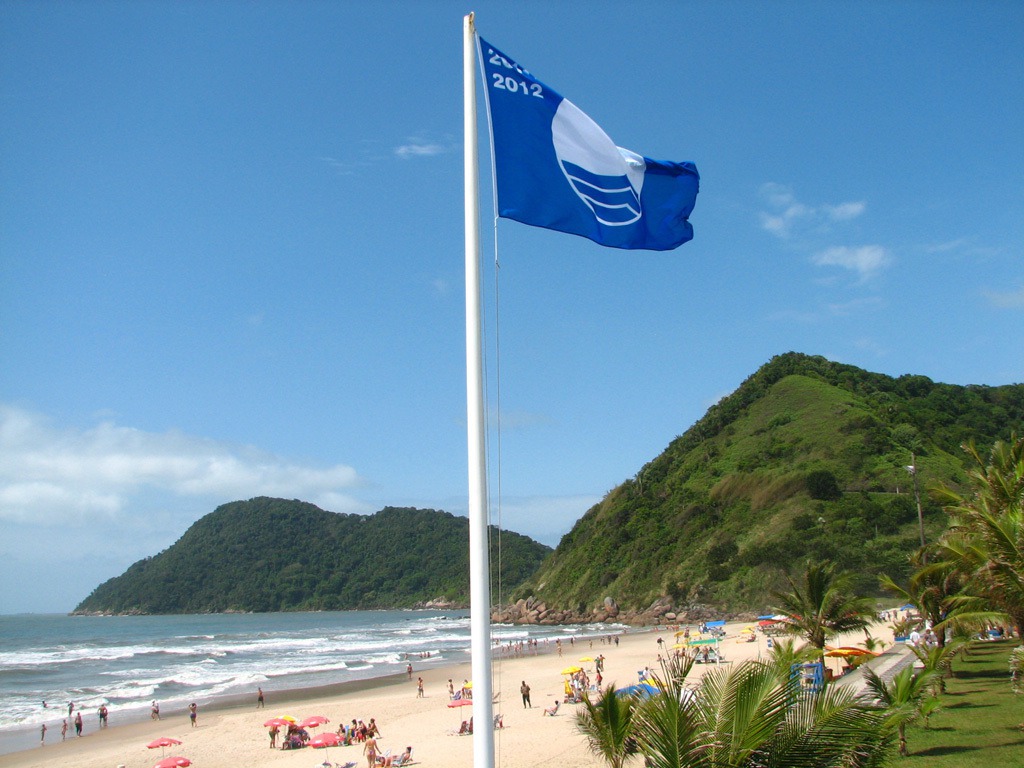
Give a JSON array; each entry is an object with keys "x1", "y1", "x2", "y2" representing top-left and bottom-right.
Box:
[
  {"x1": 514, "y1": 353, "x2": 1024, "y2": 617},
  {"x1": 73, "y1": 498, "x2": 551, "y2": 614}
]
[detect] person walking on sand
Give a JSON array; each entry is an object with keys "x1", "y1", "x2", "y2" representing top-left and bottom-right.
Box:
[
  {"x1": 417, "y1": 676, "x2": 424, "y2": 698},
  {"x1": 364, "y1": 735, "x2": 379, "y2": 768},
  {"x1": 151, "y1": 700, "x2": 160, "y2": 720},
  {"x1": 74, "y1": 712, "x2": 83, "y2": 736},
  {"x1": 98, "y1": 704, "x2": 108, "y2": 728},
  {"x1": 406, "y1": 662, "x2": 413, "y2": 679},
  {"x1": 257, "y1": 686, "x2": 265, "y2": 708},
  {"x1": 188, "y1": 702, "x2": 197, "y2": 727},
  {"x1": 60, "y1": 719, "x2": 67, "y2": 741},
  {"x1": 40, "y1": 723, "x2": 46, "y2": 746},
  {"x1": 520, "y1": 680, "x2": 531, "y2": 708}
]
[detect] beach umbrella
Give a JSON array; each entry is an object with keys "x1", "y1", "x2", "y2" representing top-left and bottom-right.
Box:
[
  {"x1": 615, "y1": 683, "x2": 658, "y2": 699},
  {"x1": 689, "y1": 638, "x2": 717, "y2": 646},
  {"x1": 154, "y1": 757, "x2": 191, "y2": 768},
  {"x1": 309, "y1": 732, "x2": 341, "y2": 748},
  {"x1": 147, "y1": 737, "x2": 182, "y2": 758},
  {"x1": 263, "y1": 717, "x2": 292, "y2": 728},
  {"x1": 447, "y1": 698, "x2": 473, "y2": 708},
  {"x1": 578, "y1": 656, "x2": 594, "y2": 662},
  {"x1": 300, "y1": 716, "x2": 330, "y2": 729},
  {"x1": 560, "y1": 665, "x2": 582, "y2": 674}
]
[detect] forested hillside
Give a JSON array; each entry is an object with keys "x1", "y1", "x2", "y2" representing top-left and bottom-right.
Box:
[
  {"x1": 515, "y1": 352, "x2": 1024, "y2": 614},
  {"x1": 73, "y1": 498, "x2": 551, "y2": 614}
]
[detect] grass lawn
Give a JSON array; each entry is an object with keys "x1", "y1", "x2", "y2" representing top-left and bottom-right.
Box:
[{"x1": 904, "y1": 639, "x2": 1024, "y2": 766}]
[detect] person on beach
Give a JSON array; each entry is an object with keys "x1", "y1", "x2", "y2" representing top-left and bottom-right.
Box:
[
  {"x1": 67, "y1": 701, "x2": 74, "y2": 717},
  {"x1": 97, "y1": 704, "x2": 108, "y2": 728},
  {"x1": 364, "y1": 735, "x2": 380, "y2": 768},
  {"x1": 447, "y1": 679, "x2": 455, "y2": 699},
  {"x1": 188, "y1": 702, "x2": 197, "y2": 727},
  {"x1": 151, "y1": 700, "x2": 160, "y2": 720},
  {"x1": 416, "y1": 676, "x2": 424, "y2": 697},
  {"x1": 74, "y1": 711, "x2": 83, "y2": 736},
  {"x1": 40, "y1": 722, "x2": 46, "y2": 746},
  {"x1": 269, "y1": 726, "x2": 279, "y2": 749},
  {"x1": 406, "y1": 662, "x2": 413, "y2": 679},
  {"x1": 60, "y1": 719, "x2": 67, "y2": 741},
  {"x1": 367, "y1": 717, "x2": 381, "y2": 738},
  {"x1": 257, "y1": 686, "x2": 265, "y2": 708},
  {"x1": 520, "y1": 680, "x2": 531, "y2": 708}
]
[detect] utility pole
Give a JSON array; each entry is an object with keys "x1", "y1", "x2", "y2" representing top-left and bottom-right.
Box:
[{"x1": 907, "y1": 452, "x2": 925, "y2": 549}]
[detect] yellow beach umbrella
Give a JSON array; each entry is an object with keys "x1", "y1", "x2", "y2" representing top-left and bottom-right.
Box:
[
  {"x1": 579, "y1": 656, "x2": 594, "y2": 662},
  {"x1": 561, "y1": 665, "x2": 582, "y2": 675}
]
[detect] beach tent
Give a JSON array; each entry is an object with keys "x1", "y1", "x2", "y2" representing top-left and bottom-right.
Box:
[{"x1": 705, "y1": 620, "x2": 726, "y2": 628}]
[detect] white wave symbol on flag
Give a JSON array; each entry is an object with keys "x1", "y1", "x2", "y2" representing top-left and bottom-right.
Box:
[{"x1": 552, "y1": 99, "x2": 646, "y2": 227}]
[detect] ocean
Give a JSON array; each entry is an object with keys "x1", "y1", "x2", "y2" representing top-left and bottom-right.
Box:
[{"x1": 0, "y1": 611, "x2": 620, "y2": 756}]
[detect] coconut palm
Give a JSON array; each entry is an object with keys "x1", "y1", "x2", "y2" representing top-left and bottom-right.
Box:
[
  {"x1": 574, "y1": 683, "x2": 638, "y2": 768},
  {"x1": 631, "y1": 658, "x2": 893, "y2": 768},
  {"x1": 772, "y1": 560, "x2": 877, "y2": 659},
  {"x1": 862, "y1": 665, "x2": 938, "y2": 757},
  {"x1": 933, "y1": 435, "x2": 1024, "y2": 637},
  {"x1": 879, "y1": 550, "x2": 971, "y2": 648}
]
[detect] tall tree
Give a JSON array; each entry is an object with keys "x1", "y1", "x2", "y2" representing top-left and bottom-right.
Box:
[
  {"x1": 934, "y1": 435, "x2": 1024, "y2": 637},
  {"x1": 772, "y1": 560, "x2": 877, "y2": 658},
  {"x1": 879, "y1": 550, "x2": 970, "y2": 648}
]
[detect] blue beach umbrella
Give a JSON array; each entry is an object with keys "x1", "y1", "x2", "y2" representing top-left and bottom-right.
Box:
[{"x1": 615, "y1": 683, "x2": 658, "y2": 699}]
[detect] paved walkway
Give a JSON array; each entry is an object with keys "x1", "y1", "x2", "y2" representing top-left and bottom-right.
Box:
[{"x1": 835, "y1": 642, "x2": 918, "y2": 697}]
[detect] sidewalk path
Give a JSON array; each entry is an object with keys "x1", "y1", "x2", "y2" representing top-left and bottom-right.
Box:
[{"x1": 836, "y1": 642, "x2": 918, "y2": 697}]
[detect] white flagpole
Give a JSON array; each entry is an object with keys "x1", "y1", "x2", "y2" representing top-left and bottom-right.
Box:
[{"x1": 463, "y1": 12, "x2": 495, "y2": 768}]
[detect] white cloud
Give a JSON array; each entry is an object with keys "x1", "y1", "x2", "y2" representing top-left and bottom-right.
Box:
[
  {"x1": 824, "y1": 201, "x2": 866, "y2": 221},
  {"x1": 812, "y1": 245, "x2": 890, "y2": 281},
  {"x1": 0, "y1": 404, "x2": 363, "y2": 527},
  {"x1": 983, "y1": 285, "x2": 1024, "y2": 308},
  {"x1": 497, "y1": 494, "x2": 602, "y2": 548},
  {"x1": 394, "y1": 141, "x2": 449, "y2": 159},
  {"x1": 758, "y1": 183, "x2": 864, "y2": 240}
]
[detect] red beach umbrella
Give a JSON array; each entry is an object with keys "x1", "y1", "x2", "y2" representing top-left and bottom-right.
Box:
[
  {"x1": 263, "y1": 717, "x2": 292, "y2": 728},
  {"x1": 309, "y1": 732, "x2": 341, "y2": 748},
  {"x1": 447, "y1": 698, "x2": 473, "y2": 708},
  {"x1": 147, "y1": 738, "x2": 183, "y2": 757},
  {"x1": 300, "y1": 715, "x2": 330, "y2": 729},
  {"x1": 154, "y1": 757, "x2": 191, "y2": 768}
]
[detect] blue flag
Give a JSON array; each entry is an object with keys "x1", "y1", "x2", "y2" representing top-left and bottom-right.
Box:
[{"x1": 478, "y1": 37, "x2": 699, "y2": 251}]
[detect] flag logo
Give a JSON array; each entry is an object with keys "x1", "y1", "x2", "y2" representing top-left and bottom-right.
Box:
[
  {"x1": 552, "y1": 100, "x2": 643, "y2": 226},
  {"x1": 478, "y1": 37, "x2": 698, "y2": 251}
]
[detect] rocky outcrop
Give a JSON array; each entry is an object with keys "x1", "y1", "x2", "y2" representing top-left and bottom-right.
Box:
[{"x1": 491, "y1": 596, "x2": 756, "y2": 627}]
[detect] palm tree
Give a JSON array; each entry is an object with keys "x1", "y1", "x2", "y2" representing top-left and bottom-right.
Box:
[
  {"x1": 630, "y1": 658, "x2": 893, "y2": 768},
  {"x1": 910, "y1": 639, "x2": 962, "y2": 694},
  {"x1": 862, "y1": 665, "x2": 938, "y2": 757},
  {"x1": 574, "y1": 683, "x2": 638, "y2": 768},
  {"x1": 933, "y1": 435, "x2": 1024, "y2": 637},
  {"x1": 880, "y1": 551, "x2": 972, "y2": 648},
  {"x1": 772, "y1": 560, "x2": 877, "y2": 659}
]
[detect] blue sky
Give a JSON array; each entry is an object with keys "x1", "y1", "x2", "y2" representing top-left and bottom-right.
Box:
[{"x1": 1, "y1": 1, "x2": 1021, "y2": 614}]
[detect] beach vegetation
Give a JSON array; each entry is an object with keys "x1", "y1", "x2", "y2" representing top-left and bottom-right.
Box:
[
  {"x1": 771, "y1": 559, "x2": 877, "y2": 658},
  {"x1": 605, "y1": 654, "x2": 895, "y2": 768}
]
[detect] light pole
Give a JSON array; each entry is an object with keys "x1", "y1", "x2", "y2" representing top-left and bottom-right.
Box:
[{"x1": 906, "y1": 452, "x2": 925, "y2": 549}]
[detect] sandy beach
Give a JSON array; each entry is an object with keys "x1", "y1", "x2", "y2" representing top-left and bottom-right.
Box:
[{"x1": 0, "y1": 622, "x2": 893, "y2": 768}]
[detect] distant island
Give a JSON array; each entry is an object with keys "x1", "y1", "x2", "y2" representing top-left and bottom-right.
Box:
[{"x1": 73, "y1": 499, "x2": 551, "y2": 614}]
